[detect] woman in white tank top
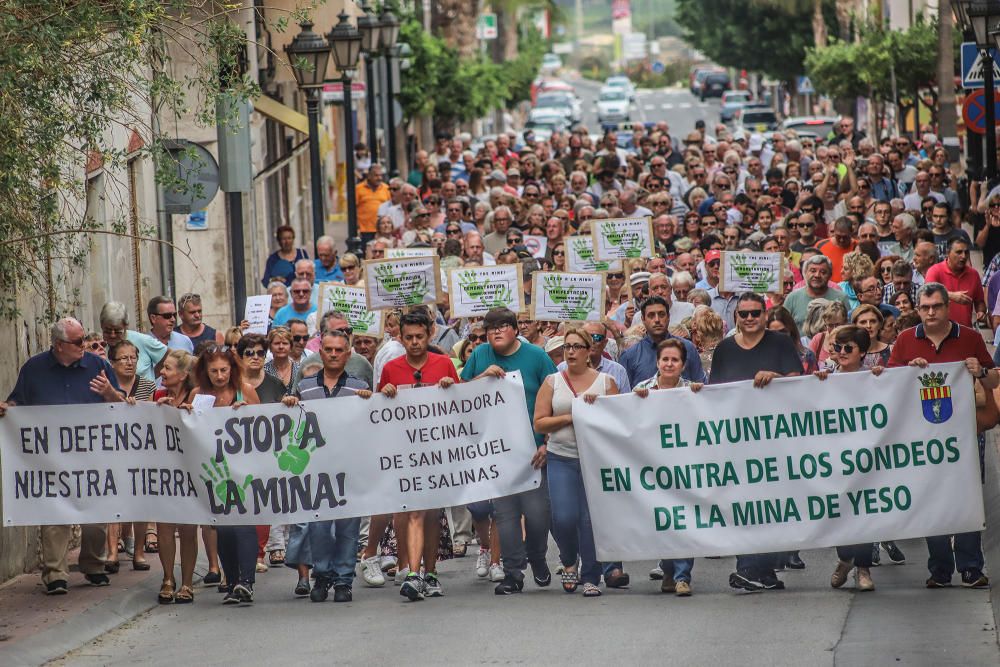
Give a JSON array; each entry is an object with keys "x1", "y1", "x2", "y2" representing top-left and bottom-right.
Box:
[{"x1": 534, "y1": 328, "x2": 619, "y2": 597}]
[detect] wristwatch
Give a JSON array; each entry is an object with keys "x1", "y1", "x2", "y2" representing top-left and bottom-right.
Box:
[{"x1": 977, "y1": 367, "x2": 989, "y2": 379}]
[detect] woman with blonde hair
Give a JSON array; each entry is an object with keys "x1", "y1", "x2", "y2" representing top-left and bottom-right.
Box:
[
  {"x1": 339, "y1": 252, "x2": 363, "y2": 286},
  {"x1": 808, "y1": 301, "x2": 848, "y2": 366},
  {"x1": 838, "y1": 252, "x2": 874, "y2": 310},
  {"x1": 689, "y1": 306, "x2": 724, "y2": 378}
]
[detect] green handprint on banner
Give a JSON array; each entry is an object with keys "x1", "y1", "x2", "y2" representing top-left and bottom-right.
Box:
[
  {"x1": 602, "y1": 223, "x2": 646, "y2": 258},
  {"x1": 728, "y1": 254, "x2": 775, "y2": 293},
  {"x1": 325, "y1": 285, "x2": 353, "y2": 313},
  {"x1": 486, "y1": 284, "x2": 514, "y2": 309},
  {"x1": 458, "y1": 271, "x2": 488, "y2": 299},
  {"x1": 275, "y1": 442, "x2": 318, "y2": 475},
  {"x1": 401, "y1": 274, "x2": 429, "y2": 305},
  {"x1": 542, "y1": 274, "x2": 571, "y2": 304},
  {"x1": 200, "y1": 456, "x2": 253, "y2": 505},
  {"x1": 569, "y1": 292, "x2": 596, "y2": 320},
  {"x1": 352, "y1": 310, "x2": 377, "y2": 334},
  {"x1": 571, "y1": 237, "x2": 593, "y2": 260},
  {"x1": 601, "y1": 222, "x2": 625, "y2": 247},
  {"x1": 374, "y1": 264, "x2": 402, "y2": 293}
]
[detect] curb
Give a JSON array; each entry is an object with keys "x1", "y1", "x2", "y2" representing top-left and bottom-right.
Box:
[
  {"x1": 0, "y1": 567, "x2": 206, "y2": 667},
  {"x1": 985, "y1": 433, "x2": 1000, "y2": 648}
]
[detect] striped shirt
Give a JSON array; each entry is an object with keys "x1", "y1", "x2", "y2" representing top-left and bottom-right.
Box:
[{"x1": 296, "y1": 371, "x2": 369, "y2": 401}]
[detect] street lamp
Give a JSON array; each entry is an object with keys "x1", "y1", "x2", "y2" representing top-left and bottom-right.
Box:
[
  {"x1": 327, "y1": 10, "x2": 364, "y2": 255},
  {"x1": 357, "y1": 1, "x2": 382, "y2": 165},
  {"x1": 379, "y1": 7, "x2": 401, "y2": 176},
  {"x1": 285, "y1": 21, "x2": 332, "y2": 251},
  {"x1": 955, "y1": 0, "x2": 1000, "y2": 182}
]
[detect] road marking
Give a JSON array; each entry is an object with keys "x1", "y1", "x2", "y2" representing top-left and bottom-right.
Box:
[
  {"x1": 661, "y1": 103, "x2": 674, "y2": 110},
  {"x1": 679, "y1": 102, "x2": 692, "y2": 109},
  {"x1": 644, "y1": 104, "x2": 656, "y2": 110}
]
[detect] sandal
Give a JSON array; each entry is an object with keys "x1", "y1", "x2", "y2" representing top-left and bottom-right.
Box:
[
  {"x1": 268, "y1": 549, "x2": 285, "y2": 566},
  {"x1": 144, "y1": 530, "x2": 159, "y2": 554},
  {"x1": 175, "y1": 585, "x2": 194, "y2": 604},
  {"x1": 158, "y1": 581, "x2": 176, "y2": 604},
  {"x1": 582, "y1": 582, "x2": 602, "y2": 597},
  {"x1": 561, "y1": 568, "x2": 579, "y2": 593}
]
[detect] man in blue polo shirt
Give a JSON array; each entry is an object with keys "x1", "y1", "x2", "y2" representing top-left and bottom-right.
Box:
[
  {"x1": 620, "y1": 296, "x2": 705, "y2": 386},
  {"x1": 1, "y1": 317, "x2": 123, "y2": 595}
]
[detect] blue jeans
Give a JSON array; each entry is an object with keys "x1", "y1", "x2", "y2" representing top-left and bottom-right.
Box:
[
  {"x1": 658, "y1": 558, "x2": 694, "y2": 583},
  {"x1": 547, "y1": 455, "x2": 601, "y2": 586},
  {"x1": 466, "y1": 500, "x2": 494, "y2": 522},
  {"x1": 307, "y1": 518, "x2": 361, "y2": 587},
  {"x1": 926, "y1": 532, "x2": 984, "y2": 580},
  {"x1": 217, "y1": 525, "x2": 258, "y2": 587},
  {"x1": 495, "y1": 469, "x2": 550, "y2": 580}
]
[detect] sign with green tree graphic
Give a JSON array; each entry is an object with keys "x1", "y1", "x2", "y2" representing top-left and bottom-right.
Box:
[
  {"x1": 318, "y1": 283, "x2": 383, "y2": 336},
  {"x1": 448, "y1": 264, "x2": 524, "y2": 317},
  {"x1": 565, "y1": 234, "x2": 622, "y2": 273},
  {"x1": 592, "y1": 217, "x2": 654, "y2": 261},
  {"x1": 363, "y1": 256, "x2": 443, "y2": 310},
  {"x1": 719, "y1": 251, "x2": 785, "y2": 294},
  {"x1": 531, "y1": 271, "x2": 605, "y2": 322}
]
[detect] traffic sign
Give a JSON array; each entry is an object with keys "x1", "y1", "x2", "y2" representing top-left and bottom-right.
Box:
[
  {"x1": 796, "y1": 76, "x2": 815, "y2": 95},
  {"x1": 322, "y1": 81, "x2": 366, "y2": 103},
  {"x1": 476, "y1": 13, "x2": 497, "y2": 40},
  {"x1": 652, "y1": 61, "x2": 665, "y2": 74},
  {"x1": 962, "y1": 88, "x2": 1000, "y2": 135},
  {"x1": 961, "y1": 42, "x2": 1000, "y2": 89}
]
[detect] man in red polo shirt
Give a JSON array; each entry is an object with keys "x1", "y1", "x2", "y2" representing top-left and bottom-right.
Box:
[
  {"x1": 379, "y1": 309, "x2": 460, "y2": 602},
  {"x1": 888, "y1": 282, "x2": 997, "y2": 590},
  {"x1": 923, "y1": 238, "x2": 986, "y2": 328}
]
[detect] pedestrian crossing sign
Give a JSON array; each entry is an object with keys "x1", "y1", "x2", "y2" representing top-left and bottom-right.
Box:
[{"x1": 961, "y1": 42, "x2": 1000, "y2": 89}]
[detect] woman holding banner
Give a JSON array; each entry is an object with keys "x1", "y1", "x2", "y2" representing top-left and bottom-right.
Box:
[
  {"x1": 187, "y1": 345, "x2": 261, "y2": 605},
  {"x1": 534, "y1": 328, "x2": 619, "y2": 598},
  {"x1": 633, "y1": 338, "x2": 703, "y2": 596},
  {"x1": 152, "y1": 350, "x2": 201, "y2": 604},
  {"x1": 814, "y1": 324, "x2": 885, "y2": 592}
]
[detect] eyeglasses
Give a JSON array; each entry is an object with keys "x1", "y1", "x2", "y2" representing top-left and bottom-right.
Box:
[
  {"x1": 412, "y1": 369, "x2": 423, "y2": 387},
  {"x1": 831, "y1": 343, "x2": 857, "y2": 354},
  {"x1": 564, "y1": 343, "x2": 588, "y2": 352},
  {"x1": 87, "y1": 341, "x2": 108, "y2": 351},
  {"x1": 607, "y1": 273, "x2": 624, "y2": 280},
  {"x1": 552, "y1": 250, "x2": 565, "y2": 256},
  {"x1": 737, "y1": 308, "x2": 762, "y2": 319},
  {"x1": 486, "y1": 323, "x2": 514, "y2": 334},
  {"x1": 590, "y1": 333, "x2": 606, "y2": 343},
  {"x1": 792, "y1": 222, "x2": 815, "y2": 229},
  {"x1": 917, "y1": 303, "x2": 946, "y2": 312},
  {"x1": 102, "y1": 327, "x2": 126, "y2": 336},
  {"x1": 291, "y1": 335, "x2": 310, "y2": 343},
  {"x1": 242, "y1": 349, "x2": 267, "y2": 359},
  {"x1": 467, "y1": 334, "x2": 485, "y2": 343},
  {"x1": 291, "y1": 288, "x2": 311, "y2": 295},
  {"x1": 342, "y1": 264, "x2": 358, "y2": 270},
  {"x1": 113, "y1": 355, "x2": 138, "y2": 363},
  {"x1": 447, "y1": 228, "x2": 462, "y2": 235},
  {"x1": 414, "y1": 213, "x2": 430, "y2": 218},
  {"x1": 152, "y1": 311, "x2": 176, "y2": 319},
  {"x1": 860, "y1": 285, "x2": 880, "y2": 293},
  {"x1": 60, "y1": 337, "x2": 85, "y2": 347},
  {"x1": 517, "y1": 320, "x2": 533, "y2": 327},
  {"x1": 707, "y1": 260, "x2": 720, "y2": 267}
]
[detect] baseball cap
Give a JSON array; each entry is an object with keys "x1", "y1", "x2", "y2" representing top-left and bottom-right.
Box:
[
  {"x1": 488, "y1": 169, "x2": 507, "y2": 183},
  {"x1": 630, "y1": 271, "x2": 652, "y2": 287},
  {"x1": 544, "y1": 336, "x2": 565, "y2": 354},
  {"x1": 705, "y1": 249, "x2": 722, "y2": 263}
]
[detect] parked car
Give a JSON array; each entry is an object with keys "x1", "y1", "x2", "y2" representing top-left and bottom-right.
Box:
[
  {"x1": 781, "y1": 116, "x2": 839, "y2": 142},
  {"x1": 534, "y1": 91, "x2": 582, "y2": 125},
  {"x1": 604, "y1": 75, "x2": 636, "y2": 102},
  {"x1": 700, "y1": 72, "x2": 731, "y2": 100},
  {"x1": 690, "y1": 67, "x2": 717, "y2": 95},
  {"x1": 719, "y1": 90, "x2": 752, "y2": 123},
  {"x1": 734, "y1": 106, "x2": 780, "y2": 133},
  {"x1": 541, "y1": 53, "x2": 561, "y2": 73},
  {"x1": 596, "y1": 86, "x2": 631, "y2": 123}
]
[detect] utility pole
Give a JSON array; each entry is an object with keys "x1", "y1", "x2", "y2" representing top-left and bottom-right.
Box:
[{"x1": 937, "y1": 0, "x2": 958, "y2": 146}]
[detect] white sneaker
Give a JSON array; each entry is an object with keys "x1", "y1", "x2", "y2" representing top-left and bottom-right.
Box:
[
  {"x1": 361, "y1": 556, "x2": 385, "y2": 587},
  {"x1": 649, "y1": 566, "x2": 664, "y2": 580},
  {"x1": 475, "y1": 549, "x2": 491, "y2": 578},
  {"x1": 379, "y1": 555, "x2": 398, "y2": 572},
  {"x1": 394, "y1": 566, "x2": 410, "y2": 585},
  {"x1": 489, "y1": 563, "x2": 505, "y2": 582}
]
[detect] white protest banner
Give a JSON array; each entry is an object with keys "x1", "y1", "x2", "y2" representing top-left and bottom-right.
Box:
[
  {"x1": 592, "y1": 217, "x2": 654, "y2": 260},
  {"x1": 523, "y1": 235, "x2": 547, "y2": 259},
  {"x1": 1, "y1": 377, "x2": 539, "y2": 526},
  {"x1": 244, "y1": 295, "x2": 272, "y2": 335},
  {"x1": 363, "y1": 255, "x2": 443, "y2": 311},
  {"x1": 531, "y1": 271, "x2": 605, "y2": 322},
  {"x1": 386, "y1": 247, "x2": 436, "y2": 258},
  {"x1": 565, "y1": 235, "x2": 622, "y2": 273},
  {"x1": 448, "y1": 264, "x2": 524, "y2": 318},
  {"x1": 720, "y1": 251, "x2": 784, "y2": 294},
  {"x1": 318, "y1": 282, "x2": 383, "y2": 337},
  {"x1": 574, "y1": 363, "x2": 983, "y2": 560}
]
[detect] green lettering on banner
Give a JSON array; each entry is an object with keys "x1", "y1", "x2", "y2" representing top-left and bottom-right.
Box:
[
  {"x1": 653, "y1": 505, "x2": 686, "y2": 531},
  {"x1": 694, "y1": 503, "x2": 726, "y2": 528},
  {"x1": 695, "y1": 421, "x2": 713, "y2": 446},
  {"x1": 601, "y1": 467, "x2": 631, "y2": 492},
  {"x1": 659, "y1": 423, "x2": 688, "y2": 448}
]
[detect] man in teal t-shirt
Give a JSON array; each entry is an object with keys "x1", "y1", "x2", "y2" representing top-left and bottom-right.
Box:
[{"x1": 460, "y1": 308, "x2": 555, "y2": 594}]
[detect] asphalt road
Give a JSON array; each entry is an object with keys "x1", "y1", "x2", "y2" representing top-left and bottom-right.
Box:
[
  {"x1": 571, "y1": 77, "x2": 718, "y2": 138},
  {"x1": 53, "y1": 538, "x2": 998, "y2": 666}
]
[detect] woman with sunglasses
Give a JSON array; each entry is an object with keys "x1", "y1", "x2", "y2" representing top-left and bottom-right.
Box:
[
  {"x1": 83, "y1": 333, "x2": 108, "y2": 359},
  {"x1": 187, "y1": 345, "x2": 262, "y2": 604},
  {"x1": 813, "y1": 324, "x2": 885, "y2": 591},
  {"x1": 104, "y1": 340, "x2": 158, "y2": 574},
  {"x1": 153, "y1": 350, "x2": 202, "y2": 604},
  {"x1": 550, "y1": 241, "x2": 566, "y2": 271},
  {"x1": 264, "y1": 327, "x2": 300, "y2": 394},
  {"x1": 339, "y1": 252, "x2": 363, "y2": 287},
  {"x1": 533, "y1": 328, "x2": 619, "y2": 598},
  {"x1": 425, "y1": 195, "x2": 445, "y2": 228}
]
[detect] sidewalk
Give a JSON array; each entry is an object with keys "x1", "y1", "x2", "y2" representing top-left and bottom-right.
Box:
[{"x1": 0, "y1": 548, "x2": 205, "y2": 667}]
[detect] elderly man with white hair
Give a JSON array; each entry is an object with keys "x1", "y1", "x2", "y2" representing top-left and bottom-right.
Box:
[
  {"x1": 99, "y1": 301, "x2": 168, "y2": 381},
  {"x1": 1, "y1": 317, "x2": 123, "y2": 594}
]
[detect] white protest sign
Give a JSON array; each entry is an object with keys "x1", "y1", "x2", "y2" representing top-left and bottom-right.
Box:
[
  {"x1": 565, "y1": 235, "x2": 622, "y2": 273},
  {"x1": 363, "y1": 255, "x2": 444, "y2": 311},
  {"x1": 244, "y1": 295, "x2": 272, "y2": 335},
  {"x1": 523, "y1": 235, "x2": 547, "y2": 259},
  {"x1": 719, "y1": 251, "x2": 784, "y2": 293},
  {"x1": 574, "y1": 363, "x2": 983, "y2": 560},
  {"x1": 318, "y1": 282, "x2": 383, "y2": 337},
  {"x1": 448, "y1": 264, "x2": 524, "y2": 318},
  {"x1": 531, "y1": 271, "x2": 605, "y2": 322},
  {"x1": 386, "y1": 247, "x2": 436, "y2": 258},
  {"x1": 592, "y1": 217, "x2": 654, "y2": 260},
  {"x1": 0, "y1": 377, "x2": 540, "y2": 526},
  {"x1": 191, "y1": 394, "x2": 217, "y2": 412}
]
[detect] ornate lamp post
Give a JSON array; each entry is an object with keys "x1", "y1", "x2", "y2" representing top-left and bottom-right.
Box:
[{"x1": 327, "y1": 10, "x2": 364, "y2": 254}]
